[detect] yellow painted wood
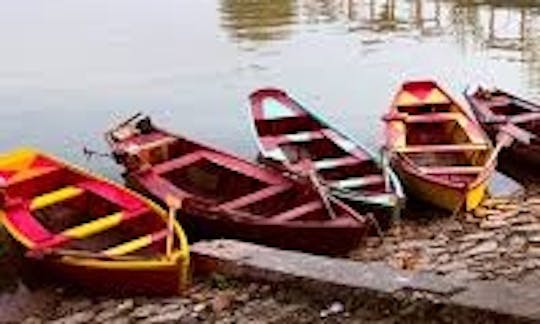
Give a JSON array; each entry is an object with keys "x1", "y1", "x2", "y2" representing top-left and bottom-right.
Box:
[
  {"x1": 63, "y1": 212, "x2": 123, "y2": 239},
  {"x1": 102, "y1": 234, "x2": 154, "y2": 256},
  {"x1": 30, "y1": 186, "x2": 84, "y2": 210},
  {"x1": 424, "y1": 88, "x2": 450, "y2": 105},
  {"x1": 466, "y1": 182, "x2": 488, "y2": 211}
]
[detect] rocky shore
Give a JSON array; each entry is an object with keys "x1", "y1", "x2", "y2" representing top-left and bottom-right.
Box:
[{"x1": 2, "y1": 178, "x2": 539, "y2": 323}]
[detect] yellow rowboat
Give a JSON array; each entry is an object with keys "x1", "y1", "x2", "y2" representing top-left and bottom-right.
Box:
[
  {"x1": 0, "y1": 148, "x2": 189, "y2": 295},
  {"x1": 383, "y1": 81, "x2": 495, "y2": 212}
]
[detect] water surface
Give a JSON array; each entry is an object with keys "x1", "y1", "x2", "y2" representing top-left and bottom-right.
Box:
[{"x1": 1, "y1": 0, "x2": 540, "y2": 179}]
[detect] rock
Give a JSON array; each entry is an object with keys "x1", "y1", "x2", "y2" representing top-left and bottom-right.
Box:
[
  {"x1": 479, "y1": 219, "x2": 508, "y2": 229},
  {"x1": 513, "y1": 223, "x2": 540, "y2": 233},
  {"x1": 103, "y1": 318, "x2": 130, "y2": 324},
  {"x1": 458, "y1": 231, "x2": 495, "y2": 242},
  {"x1": 140, "y1": 310, "x2": 187, "y2": 324},
  {"x1": 22, "y1": 317, "x2": 42, "y2": 324},
  {"x1": 463, "y1": 240, "x2": 498, "y2": 257},
  {"x1": 130, "y1": 304, "x2": 162, "y2": 318},
  {"x1": 235, "y1": 292, "x2": 250, "y2": 303},
  {"x1": 487, "y1": 209, "x2": 519, "y2": 221},
  {"x1": 446, "y1": 269, "x2": 479, "y2": 281},
  {"x1": 320, "y1": 301, "x2": 344, "y2": 318},
  {"x1": 474, "y1": 207, "x2": 493, "y2": 218},
  {"x1": 508, "y1": 234, "x2": 528, "y2": 253},
  {"x1": 436, "y1": 253, "x2": 451, "y2": 265},
  {"x1": 193, "y1": 303, "x2": 207, "y2": 313},
  {"x1": 529, "y1": 234, "x2": 540, "y2": 244},
  {"x1": 526, "y1": 197, "x2": 540, "y2": 206},
  {"x1": 496, "y1": 203, "x2": 520, "y2": 211},
  {"x1": 528, "y1": 246, "x2": 540, "y2": 257},
  {"x1": 211, "y1": 292, "x2": 234, "y2": 313},
  {"x1": 50, "y1": 311, "x2": 95, "y2": 324},
  {"x1": 507, "y1": 214, "x2": 536, "y2": 225},
  {"x1": 435, "y1": 261, "x2": 466, "y2": 273},
  {"x1": 465, "y1": 213, "x2": 481, "y2": 224}
]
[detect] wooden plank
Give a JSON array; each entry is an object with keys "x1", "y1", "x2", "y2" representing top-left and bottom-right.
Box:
[
  {"x1": 152, "y1": 151, "x2": 205, "y2": 175},
  {"x1": 418, "y1": 166, "x2": 485, "y2": 175},
  {"x1": 102, "y1": 228, "x2": 168, "y2": 256},
  {"x1": 313, "y1": 156, "x2": 361, "y2": 170},
  {"x1": 330, "y1": 175, "x2": 384, "y2": 189},
  {"x1": 30, "y1": 186, "x2": 84, "y2": 210},
  {"x1": 216, "y1": 184, "x2": 292, "y2": 210},
  {"x1": 404, "y1": 112, "x2": 461, "y2": 123},
  {"x1": 397, "y1": 143, "x2": 489, "y2": 153},
  {"x1": 270, "y1": 200, "x2": 323, "y2": 222},
  {"x1": 260, "y1": 129, "x2": 326, "y2": 146}
]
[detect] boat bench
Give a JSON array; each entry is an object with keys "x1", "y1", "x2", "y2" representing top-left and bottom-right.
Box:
[{"x1": 396, "y1": 143, "x2": 490, "y2": 153}]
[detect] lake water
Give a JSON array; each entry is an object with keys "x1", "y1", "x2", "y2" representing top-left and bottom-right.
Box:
[{"x1": 1, "y1": 0, "x2": 539, "y2": 180}]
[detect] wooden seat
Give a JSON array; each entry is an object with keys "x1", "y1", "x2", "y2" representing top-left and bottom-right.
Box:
[
  {"x1": 217, "y1": 184, "x2": 292, "y2": 210},
  {"x1": 270, "y1": 200, "x2": 322, "y2": 222},
  {"x1": 330, "y1": 175, "x2": 384, "y2": 189},
  {"x1": 30, "y1": 186, "x2": 84, "y2": 210},
  {"x1": 313, "y1": 156, "x2": 361, "y2": 170},
  {"x1": 397, "y1": 143, "x2": 489, "y2": 153},
  {"x1": 261, "y1": 129, "x2": 326, "y2": 146},
  {"x1": 418, "y1": 166, "x2": 485, "y2": 175},
  {"x1": 134, "y1": 136, "x2": 177, "y2": 152},
  {"x1": 102, "y1": 228, "x2": 168, "y2": 257},
  {"x1": 404, "y1": 112, "x2": 462, "y2": 123},
  {"x1": 153, "y1": 151, "x2": 206, "y2": 175}
]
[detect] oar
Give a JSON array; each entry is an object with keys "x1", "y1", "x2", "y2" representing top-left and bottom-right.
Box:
[
  {"x1": 303, "y1": 158, "x2": 337, "y2": 220},
  {"x1": 26, "y1": 248, "x2": 142, "y2": 261},
  {"x1": 165, "y1": 194, "x2": 183, "y2": 259},
  {"x1": 487, "y1": 122, "x2": 533, "y2": 167}
]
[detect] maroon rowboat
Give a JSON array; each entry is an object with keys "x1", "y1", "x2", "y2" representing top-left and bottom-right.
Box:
[
  {"x1": 465, "y1": 87, "x2": 540, "y2": 167},
  {"x1": 105, "y1": 115, "x2": 369, "y2": 255}
]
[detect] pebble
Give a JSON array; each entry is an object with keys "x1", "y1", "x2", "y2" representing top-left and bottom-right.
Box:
[
  {"x1": 50, "y1": 311, "x2": 95, "y2": 324},
  {"x1": 464, "y1": 240, "x2": 498, "y2": 257},
  {"x1": 131, "y1": 304, "x2": 161, "y2": 318},
  {"x1": 528, "y1": 246, "x2": 540, "y2": 257},
  {"x1": 508, "y1": 234, "x2": 528, "y2": 253},
  {"x1": 193, "y1": 303, "x2": 207, "y2": 313},
  {"x1": 458, "y1": 231, "x2": 495, "y2": 242},
  {"x1": 473, "y1": 207, "x2": 493, "y2": 218},
  {"x1": 140, "y1": 309, "x2": 187, "y2": 324},
  {"x1": 479, "y1": 219, "x2": 508, "y2": 229},
  {"x1": 513, "y1": 223, "x2": 540, "y2": 233},
  {"x1": 436, "y1": 261, "x2": 466, "y2": 273}
]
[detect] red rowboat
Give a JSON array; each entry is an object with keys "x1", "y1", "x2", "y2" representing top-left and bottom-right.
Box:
[
  {"x1": 383, "y1": 81, "x2": 495, "y2": 212},
  {"x1": 0, "y1": 148, "x2": 189, "y2": 295},
  {"x1": 249, "y1": 88, "x2": 404, "y2": 222},
  {"x1": 105, "y1": 115, "x2": 369, "y2": 255},
  {"x1": 465, "y1": 87, "x2": 540, "y2": 167}
]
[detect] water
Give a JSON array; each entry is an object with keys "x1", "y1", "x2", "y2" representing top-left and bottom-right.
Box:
[{"x1": 1, "y1": 0, "x2": 540, "y2": 180}]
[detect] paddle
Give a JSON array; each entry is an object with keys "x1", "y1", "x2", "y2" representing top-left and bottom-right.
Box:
[{"x1": 165, "y1": 194, "x2": 183, "y2": 259}]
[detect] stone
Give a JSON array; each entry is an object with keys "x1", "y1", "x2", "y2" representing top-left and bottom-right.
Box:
[
  {"x1": 507, "y1": 214, "x2": 536, "y2": 225},
  {"x1": 211, "y1": 292, "x2": 234, "y2": 313},
  {"x1": 508, "y1": 235, "x2": 528, "y2": 253},
  {"x1": 513, "y1": 223, "x2": 540, "y2": 233},
  {"x1": 528, "y1": 246, "x2": 540, "y2": 257},
  {"x1": 465, "y1": 213, "x2": 481, "y2": 224},
  {"x1": 193, "y1": 303, "x2": 207, "y2": 313},
  {"x1": 479, "y1": 219, "x2": 508, "y2": 229},
  {"x1": 140, "y1": 310, "x2": 187, "y2": 324},
  {"x1": 526, "y1": 197, "x2": 540, "y2": 206},
  {"x1": 464, "y1": 241, "x2": 498, "y2": 257},
  {"x1": 529, "y1": 236, "x2": 540, "y2": 246},
  {"x1": 436, "y1": 261, "x2": 467, "y2": 273},
  {"x1": 487, "y1": 210, "x2": 519, "y2": 221},
  {"x1": 458, "y1": 231, "x2": 495, "y2": 242},
  {"x1": 50, "y1": 311, "x2": 95, "y2": 324},
  {"x1": 474, "y1": 207, "x2": 493, "y2": 218},
  {"x1": 22, "y1": 317, "x2": 42, "y2": 324},
  {"x1": 436, "y1": 253, "x2": 451, "y2": 265},
  {"x1": 130, "y1": 304, "x2": 161, "y2": 318}
]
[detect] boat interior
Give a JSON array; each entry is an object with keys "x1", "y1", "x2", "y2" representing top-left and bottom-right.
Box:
[
  {"x1": 1, "y1": 153, "x2": 179, "y2": 257},
  {"x1": 392, "y1": 101, "x2": 491, "y2": 183},
  {"x1": 253, "y1": 104, "x2": 387, "y2": 195},
  {"x1": 119, "y1": 128, "x2": 358, "y2": 222}
]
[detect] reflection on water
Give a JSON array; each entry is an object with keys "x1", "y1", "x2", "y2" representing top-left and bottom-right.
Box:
[
  {"x1": 220, "y1": 0, "x2": 297, "y2": 42},
  {"x1": 219, "y1": 0, "x2": 540, "y2": 88}
]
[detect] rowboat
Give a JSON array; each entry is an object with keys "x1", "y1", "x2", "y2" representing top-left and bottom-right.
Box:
[
  {"x1": 0, "y1": 148, "x2": 189, "y2": 295},
  {"x1": 249, "y1": 88, "x2": 404, "y2": 223},
  {"x1": 105, "y1": 114, "x2": 369, "y2": 255},
  {"x1": 465, "y1": 87, "x2": 540, "y2": 167},
  {"x1": 383, "y1": 81, "x2": 495, "y2": 212}
]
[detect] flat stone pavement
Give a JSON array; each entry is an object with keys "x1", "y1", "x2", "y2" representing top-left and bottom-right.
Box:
[{"x1": 192, "y1": 239, "x2": 540, "y2": 322}]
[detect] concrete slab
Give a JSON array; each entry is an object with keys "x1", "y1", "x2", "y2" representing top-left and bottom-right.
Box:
[{"x1": 192, "y1": 239, "x2": 540, "y2": 322}]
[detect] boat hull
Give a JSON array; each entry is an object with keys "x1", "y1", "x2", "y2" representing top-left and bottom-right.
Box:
[
  {"x1": 24, "y1": 256, "x2": 185, "y2": 295},
  {"x1": 128, "y1": 178, "x2": 366, "y2": 255},
  {"x1": 392, "y1": 158, "x2": 488, "y2": 212},
  {"x1": 482, "y1": 125, "x2": 540, "y2": 169}
]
